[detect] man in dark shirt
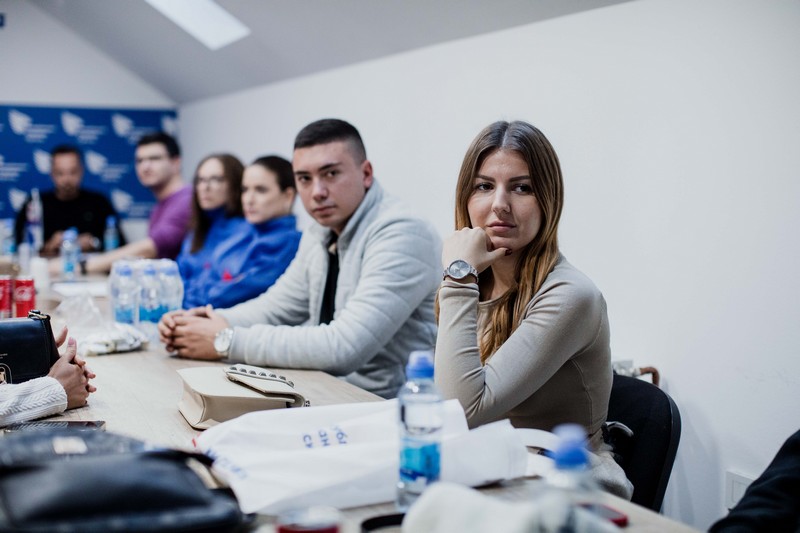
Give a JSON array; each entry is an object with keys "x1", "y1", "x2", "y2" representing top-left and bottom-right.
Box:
[{"x1": 14, "y1": 144, "x2": 126, "y2": 255}]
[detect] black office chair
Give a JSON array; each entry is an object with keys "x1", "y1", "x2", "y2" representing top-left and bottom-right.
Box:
[{"x1": 605, "y1": 373, "x2": 681, "y2": 512}]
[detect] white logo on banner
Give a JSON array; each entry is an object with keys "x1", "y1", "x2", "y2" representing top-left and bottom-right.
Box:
[
  {"x1": 85, "y1": 150, "x2": 108, "y2": 175},
  {"x1": 111, "y1": 189, "x2": 133, "y2": 214},
  {"x1": 9, "y1": 188, "x2": 28, "y2": 212},
  {"x1": 33, "y1": 150, "x2": 51, "y2": 175},
  {"x1": 112, "y1": 113, "x2": 134, "y2": 137},
  {"x1": 60, "y1": 111, "x2": 107, "y2": 143},
  {"x1": 0, "y1": 158, "x2": 30, "y2": 182},
  {"x1": 161, "y1": 115, "x2": 179, "y2": 136},
  {"x1": 61, "y1": 112, "x2": 84, "y2": 136},
  {"x1": 8, "y1": 110, "x2": 32, "y2": 134}
]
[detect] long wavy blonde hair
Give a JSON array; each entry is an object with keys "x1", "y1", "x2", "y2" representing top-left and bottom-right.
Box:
[{"x1": 451, "y1": 121, "x2": 564, "y2": 363}]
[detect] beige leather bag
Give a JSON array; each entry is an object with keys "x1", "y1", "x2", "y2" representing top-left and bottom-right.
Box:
[{"x1": 177, "y1": 364, "x2": 308, "y2": 430}]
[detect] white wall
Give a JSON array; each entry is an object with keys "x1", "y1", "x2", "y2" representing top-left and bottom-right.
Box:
[
  {"x1": 0, "y1": 0, "x2": 175, "y2": 240},
  {"x1": 180, "y1": 0, "x2": 800, "y2": 528},
  {"x1": 0, "y1": 0, "x2": 173, "y2": 108}
]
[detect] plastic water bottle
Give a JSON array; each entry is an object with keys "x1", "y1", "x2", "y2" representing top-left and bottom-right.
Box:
[
  {"x1": 541, "y1": 424, "x2": 614, "y2": 532},
  {"x1": 109, "y1": 262, "x2": 138, "y2": 325},
  {"x1": 60, "y1": 227, "x2": 80, "y2": 281},
  {"x1": 138, "y1": 263, "x2": 162, "y2": 343},
  {"x1": 25, "y1": 188, "x2": 43, "y2": 253},
  {"x1": 396, "y1": 350, "x2": 443, "y2": 511},
  {"x1": 0, "y1": 219, "x2": 14, "y2": 257},
  {"x1": 158, "y1": 259, "x2": 184, "y2": 313},
  {"x1": 104, "y1": 215, "x2": 119, "y2": 251}
]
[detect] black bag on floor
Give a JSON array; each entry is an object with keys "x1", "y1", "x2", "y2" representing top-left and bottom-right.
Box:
[{"x1": 0, "y1": 429, "x2": 249, "y2": 532}]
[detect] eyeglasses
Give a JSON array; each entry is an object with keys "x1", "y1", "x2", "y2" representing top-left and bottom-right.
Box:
[
  {"x1": 196, "y1": 175, "x2": 226, "y2": 186},
  {"x1": 135, "y1": 154, "x2": 168, "y2": 165}
]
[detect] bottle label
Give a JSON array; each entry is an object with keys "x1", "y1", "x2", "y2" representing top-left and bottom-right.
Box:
[
  {"x1": 115, "y1": 307, "x2": 135, "y2": 324},
  {"x1": 399, "y1": 439, "x2": 440, "y2": 494}
]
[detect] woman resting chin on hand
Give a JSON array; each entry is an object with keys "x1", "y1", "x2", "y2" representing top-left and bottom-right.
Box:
[
  {"x1": 0, "y1": 326, "x2": 96, "y2": 426},
  {"x1": 435, "y1": 120, "x2": 632, "y2": 499}
]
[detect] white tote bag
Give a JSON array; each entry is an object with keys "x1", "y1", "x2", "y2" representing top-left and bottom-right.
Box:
[{"x1": 194, "y1": 399, "x2": 529, "y2": 514}]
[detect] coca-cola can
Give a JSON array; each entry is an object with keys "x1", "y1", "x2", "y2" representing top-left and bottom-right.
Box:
[
  {"x1": 13, "y1": 277, "x2": 36, "y2": 318},
  {"x1": 0, "y1": 276, "x2": 12, "y2": 319}
]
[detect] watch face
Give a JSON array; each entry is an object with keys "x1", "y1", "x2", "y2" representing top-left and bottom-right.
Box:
[
  {"x1": 450, "y1": 260, "x2": 470, "y2": 278},
  {"x1": 214, "y1": 329, "x2": 232, "y2": 353},
  {"x1": 446, "y1": 259, "x2": 478, "y2": 280}
]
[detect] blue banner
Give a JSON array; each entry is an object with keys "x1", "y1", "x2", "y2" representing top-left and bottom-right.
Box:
[{"x1": 0, "y1": 104, "x2": 179, "y2": 221}]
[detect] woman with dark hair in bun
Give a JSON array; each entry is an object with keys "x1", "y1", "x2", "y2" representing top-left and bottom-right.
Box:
[{"x1": 201, "y1": 155, "x2": 301, "y2": 308}]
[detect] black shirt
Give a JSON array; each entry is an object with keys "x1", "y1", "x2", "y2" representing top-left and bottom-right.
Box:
[{"x1": 14, "y1": 189, "x2": 127, "y2": 251}]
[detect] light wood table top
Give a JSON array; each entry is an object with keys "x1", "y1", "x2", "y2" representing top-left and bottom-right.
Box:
[
  {"x1": 61, "y1": 345, "x2": 694, "y2": 532},
  {"x1": 43, "y1": 289, "x2": 695, "y2": 532},
  {"x1": 59, "y1": 345, "x2": 381, "y2": 449}
]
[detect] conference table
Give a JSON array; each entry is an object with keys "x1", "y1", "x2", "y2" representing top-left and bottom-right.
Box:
[{"x1": 41, "y1": 288, "x2": 697, "y2": 533}]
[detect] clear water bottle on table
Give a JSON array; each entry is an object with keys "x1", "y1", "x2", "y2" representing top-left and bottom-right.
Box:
[
  {"x1": 109, "y1": 262, "x2": 138, "y2": 325},
  {"x1": 104, "y1": 215, "x2": 119, "y2": 251},
  {"x1": 138, "y1": 263, "x2": 162, "y2": 343},
  {"x1": 25, "y1": 188, "x2": 43, "y2": 253},
  {"x1": 541, "y1": 424, "x2": 621, "y2": 531},
  {"x1": 396, "y1": 349, "x2": 443, "y2": 511},
  {"x1": 60, "y1": 227, "x2": 79, "y2": 281},
  {"x1": 157, "y1": 259, "x2": 184, "y2": 313}
]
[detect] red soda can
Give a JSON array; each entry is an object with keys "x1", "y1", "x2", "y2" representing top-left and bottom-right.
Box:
[
  {"x1": 0, "y1": 276, "x2": 12, "y2": 319},
  {"x1": 13, "y1": 277, "x2": 36, "y2": 318}
]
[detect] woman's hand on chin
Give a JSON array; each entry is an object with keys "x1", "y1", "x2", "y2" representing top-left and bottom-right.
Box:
[{"x1": 442, "y1": 227, "x2": 509, "y2": 274}]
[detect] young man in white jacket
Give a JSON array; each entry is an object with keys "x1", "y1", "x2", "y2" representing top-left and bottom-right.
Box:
[{"x1": 159, "y1": 119, "x2": 440, "y2": 398}]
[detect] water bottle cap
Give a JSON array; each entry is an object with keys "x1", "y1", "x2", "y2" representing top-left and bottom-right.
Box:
[
  {"x1": 406, "y1": 350, "x2": 434, "y2": 379},
  {"x1": 106, "y1": 215, "x2": 116, "y2": 226},
  {"x1": 159, "y1": 260, "x2": 179, "y2": 274},
  {"x1": 143, "y1": 264, "x2": 156, "y2": 276},
  {"x1": 552, "y1": 423, "x2": 590, "y2": 469},
  {"x1": 116, "y1": 264, "x2": 133, "y2": 276},
  {"x1": 63, "y1": 228, "x2": 78, "y2": 240}
]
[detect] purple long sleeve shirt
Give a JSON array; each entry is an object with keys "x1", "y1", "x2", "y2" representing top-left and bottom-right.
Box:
[{"x1": 148, "y1": 185, "x2": 192, "y2": 259}]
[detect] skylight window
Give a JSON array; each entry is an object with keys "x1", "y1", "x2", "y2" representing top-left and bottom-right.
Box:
[{"x1": 144, "y1": 0, "x2": 250, "y2": 51}]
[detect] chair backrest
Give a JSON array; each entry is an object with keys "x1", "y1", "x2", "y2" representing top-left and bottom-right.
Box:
[{"x1": 606, "y1": 373, "x2": 681, "y2": 512}]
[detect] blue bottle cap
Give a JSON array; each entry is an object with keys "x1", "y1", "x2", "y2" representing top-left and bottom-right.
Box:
[
  {"x1": 552, "y1": 423, "x2": 589, "y2": 469},
  {"x1": 406, "y1": 350, "x2": 434, "y2": 379}
]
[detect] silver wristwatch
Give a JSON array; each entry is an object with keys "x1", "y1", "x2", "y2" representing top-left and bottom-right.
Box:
[
  {"x1": 213, "y1": 328, "x2": 234, "y2": 357},
  {"x1": 443, "y1": 259, "x2": 478, "y2": 282}
]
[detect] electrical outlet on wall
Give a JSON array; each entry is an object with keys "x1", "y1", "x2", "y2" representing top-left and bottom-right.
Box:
[{"x1": 725, "y1": 471, "x2": 754, "y2": 509}]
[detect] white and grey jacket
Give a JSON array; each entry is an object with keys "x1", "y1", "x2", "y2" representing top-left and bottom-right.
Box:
[{"x1": 218, "y1": 181, "x2": 440, "y2": 398}]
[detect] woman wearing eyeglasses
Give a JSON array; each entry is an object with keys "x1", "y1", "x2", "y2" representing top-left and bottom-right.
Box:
[
  {"x1": 177, "y1": 154, "x2": 249, "y2": 308},
  {"x1": 200, "y1": 155, "x2": 301, "y2": 308}
]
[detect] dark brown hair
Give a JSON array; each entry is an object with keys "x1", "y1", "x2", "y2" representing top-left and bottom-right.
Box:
[{"x1": 189, "y1": 153, "x2": 244, "y2": 253}]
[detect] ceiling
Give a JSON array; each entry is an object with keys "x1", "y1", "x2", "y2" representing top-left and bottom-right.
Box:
[{"x1": 32, "y1": 0, "x2": 631, "y2": 105}]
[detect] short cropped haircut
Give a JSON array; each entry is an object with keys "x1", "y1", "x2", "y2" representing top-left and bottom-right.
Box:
[
  {"x1": 293, "y1": 119, "x2": 366, "y2": 163},
  {"x1": 137, "y1": 131, "x2": 181, "y2": 158},
  {"x1": 50, "y1": 144, "x2": 83, "y2": 161}
]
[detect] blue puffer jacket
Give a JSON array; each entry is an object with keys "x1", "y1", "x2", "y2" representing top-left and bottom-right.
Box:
[
  {"x1": 205, "y1": 215, "x2": 301, "y2": 309},
  {"x1": 177, "y1": 208, "x2": 249, "y2": 309}
]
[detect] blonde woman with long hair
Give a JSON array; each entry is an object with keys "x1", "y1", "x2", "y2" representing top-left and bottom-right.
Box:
[{"x1": 435, "y1": 120, "x2": 631, "y2": 497}]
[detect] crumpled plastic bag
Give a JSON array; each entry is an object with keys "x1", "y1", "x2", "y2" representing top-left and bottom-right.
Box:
[
  {"x1": 51, "y1": 294, "x2": 149, "y2": 356},
  {"x1": 77, "y1": 323, "x2": 149, "y2": 356}
]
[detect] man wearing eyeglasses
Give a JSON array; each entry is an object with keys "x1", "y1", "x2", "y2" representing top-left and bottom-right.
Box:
[{"x1": 78, "y1": 132, "x2": 192, "y2": 274}]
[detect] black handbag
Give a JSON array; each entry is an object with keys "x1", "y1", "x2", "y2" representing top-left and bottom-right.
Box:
[
  {"x1": 0, "y1": 310, "x2": 60, "y2": 385},
  {"x1": 0, "y1": 429, "x2": 249, "y2": 532}
]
